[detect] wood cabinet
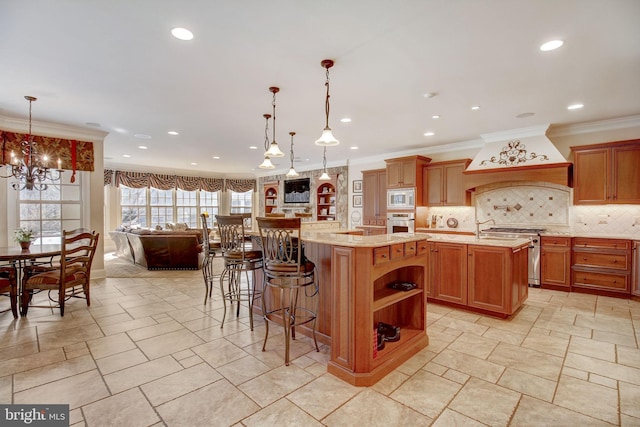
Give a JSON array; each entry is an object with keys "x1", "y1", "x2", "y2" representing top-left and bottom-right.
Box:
[
  {"x1": 572, "y1": 140, "x2": 640, "y2": 205},
  {"x1": 356, "y1": 226, "x2": 387, "y2": 236},
  {"x1": 327, "y1": 239, "x2": 429, "y2": 386},
  {"x1": 541, "y1": 236, "x2": 571, "y2": 289},
  {"x1": 424, "y1": 159, "x2": 472, "y2": 206},
  {"x1": 362, "y1": 169, "x2": 387, "y2": 226},
  {"x1": 385, "y1": 155, "x2": 431, "y2": 189},
  {"x1": 428, "y1": 241, "x2": 529, "y2": 317},
  {"x1": 572, "y1": 237, "x2": 632, "y2": 295},
  {"x1": 316, "y1": 180, "x2": 336, "y2": 221},
  {"x1": 263, "y1": 182, "x2": 279, "y2": 214},
  {"x1": 633, "y1": 241, "x2": 639, "y2": 297}
]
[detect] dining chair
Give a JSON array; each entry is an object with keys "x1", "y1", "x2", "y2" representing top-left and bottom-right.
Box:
[
  {"x1": 216, "y1": 215, "x2": 263, "y2": 330},
  {"x1": 257, "y1": 217, "x2": 319, "y2": 365},
  {"x1": 21, "y1": 230, "x2": 99, "y2": 316},
  {"x1": 0, "y1": 265, "x2": 18, "y2": 318}
]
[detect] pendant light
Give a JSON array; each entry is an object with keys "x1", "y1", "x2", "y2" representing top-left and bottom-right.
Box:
[
  {"x1": 258, "y1": 113, "x2": 275, "y2": 169},
  {"x1": 319, "y1": 147, "x2": 331, "y2": 180},
  {"x1": 315, "y1": 59, "x2": 339, "y2": 146},
  {"x1": 285, "y1": 131, "x2": 299, "y2": 178},
  {"x1": 265, "y1": 86, "x2": 284, "y2": 157}
]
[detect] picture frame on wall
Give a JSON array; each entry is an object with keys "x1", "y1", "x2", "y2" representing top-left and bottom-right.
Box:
[
  {"x1": 353, "y1": 180, "x2": 362, "y2": 193},
  {"x1": 353, "y1": 195, "x2": 363, "y2": 207}
]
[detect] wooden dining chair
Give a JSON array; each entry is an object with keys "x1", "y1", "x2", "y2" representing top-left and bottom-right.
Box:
[
  {"x1": 21, "y1": 230, "x2": 99, "y2": 316},
  {"x1": 0, "y1": 265, "x2": 18, "y2": 318}
]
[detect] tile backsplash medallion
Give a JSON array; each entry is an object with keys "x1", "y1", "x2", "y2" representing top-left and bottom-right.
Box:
[{"x1": 425, "y1": 181, "x2": 640, "y2": 238}]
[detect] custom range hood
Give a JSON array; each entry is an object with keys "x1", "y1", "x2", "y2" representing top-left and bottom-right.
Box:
[{"x1": 463, "y1": 124, "x2": 572, "y2": 190}]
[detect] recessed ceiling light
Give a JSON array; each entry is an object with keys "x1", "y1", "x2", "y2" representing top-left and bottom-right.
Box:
[
  {"x1": 138, "y1": 146, "x2": 148, "y2": 150},
  {"x1": 431, "y1": 115, "x2": 440, "y2": 119},
  {"x1": 249, "y1": 146, "x2": 258, "y2": 150},
  {"x1": 350, "y1": 146, "x2": 359, "y2": 150},
  {"x1": 123, "y1": 154, "x2": 131, "y2": 158},
  {"x1": 191, "y1": 162, "x2": 197, "y2": 166},
  {"x1": 567, "y1": 103, "x2": 584, "y2": 110},
  {"x1": 516, "y1": 112, "x2": 535, "y2": 118},
  {"x1": 340, "y1": 118, "x2": 352, "y2": 123},
  {"x1": 134, "y1": 133, "x2": 152, "y2": 139},
  {"x1": 168, "y1": 131, "x2": 179, "y2": 136},
  {"x1": 424, "y1": 132, "x2": 435, "y2": 136},
  {"x1": 471, "y1": 105, "x2": 480, "y2": 110},
  {"x1": 540, "y1": 40, "x2": 564, "y2": 51},
  {"x1": 423, "y1": 92, "x2": 437, "y2": 98},
  {"x1": 213, "y1": 156, "x2": 220, "y2": 160},
  {"x1": 171, "y1": 27, "x2": 194, "y2": 41}
]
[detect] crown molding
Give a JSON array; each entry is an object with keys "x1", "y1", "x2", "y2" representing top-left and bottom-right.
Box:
[
  {"x1": 0, "y1": 115, "x2": 108, "y2": 142},
  {"x1": 548, "y1": 115, "x2": 640, "y2": 137}
]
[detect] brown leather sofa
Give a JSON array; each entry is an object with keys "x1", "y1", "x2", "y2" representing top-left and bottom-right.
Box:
[{"x1": 109, "y1": 229, "x2": 204, "y2": 270}]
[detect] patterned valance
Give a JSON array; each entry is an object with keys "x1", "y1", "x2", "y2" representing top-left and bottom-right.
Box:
[
  {"x1": 225, "y1": 178, "x2": 256, "y2": 192},
  {"x1": 106, "y1": 169, "x2": 232, "y2": 192},
  {"x1": 104, "y1": 169, "x2": 114, "y2": 186},
  {"x1": 0, "y1": 130, "x2": 94, "y2": 172}
]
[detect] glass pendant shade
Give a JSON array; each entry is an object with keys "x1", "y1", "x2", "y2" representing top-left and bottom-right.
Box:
[
  {"x1": 265, "y1": 141, "x2": 284, "y2": 157},
  {"x1": 286, "y1": 167, "x2": 299, "y2": 178},
  {"x1": 315, "y1": 127, "x2": 339, "y2": 146},
  {"x1": 259, "y1": 156, "x2": 275, "y2": 169},
  {"x1": 319, "y1": 171, "x2": 331, "y2": 180}
]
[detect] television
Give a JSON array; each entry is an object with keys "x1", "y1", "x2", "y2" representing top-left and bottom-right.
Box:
[{"x1": 283, "y1": 178, "x2": 311, "y2": 204}]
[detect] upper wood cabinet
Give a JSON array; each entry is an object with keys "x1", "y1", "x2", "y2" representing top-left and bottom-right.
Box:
[
  {"x1": 572, "y1": 140, "x2": 640, "y2": 204},
  {"x1": 362, "y1": 169, "x2": 387, "y2": 226},
  {"x1": 385, "y1": 155, "x2": 431, "y2": 189},
  {"x1": 424, "y1": 159, "x2": 471, "y2": 206}
]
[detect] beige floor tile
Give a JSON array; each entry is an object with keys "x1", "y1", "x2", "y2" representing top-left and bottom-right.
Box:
[
  {"x1": 482, "y1": 327, "x2": 526, "y2": 346},
  {"x1": 125, "y1": 319, "x2": 184, "y2": 341},
  {"x1": 371, "y1": 369, "x2": 409, "y2": 395},
  {"x1": 431, "y1": 408, "x2": 486, "y2": 427},
  {"x1": 423, "y1": 361, "x2": 448, "y2": 376},
  {"x1": 621, "y1": 413, "x2": 640, "y2": 426},
  {"x1": 166, "y1": 306, "x2": 207, "y2": 323},
  {"x1": 432, "y1": 349, "x2": 505, "y2": 383},
  {"x1": 215, "y1": 355, "x2": 271, "y2": 385},
  {"x1": 0, "y1": 348, "x2": 66, "y2": 376},
  {"x1": 431, "y1": 316, "x2": 489, "y2": 336},
  {"x1": 0, "y1": 339, "x2": 39, "y2": 362},
  {"x1": 94, "y1": 312, "x2": 134, "y2": 327},
  {"x1": 97, "y1": 316, "x2": 157, "y2": 336},
  {"x1": 14, "y1": 354, "x2": 96, "y2": 392},
  {"x1": 0, "y1": 375, "x2": 12, "y2": 402},
  {"x1": 443, "y1": 369, "x2": 470, "y2": 384},
  {"x1": 565, "y1": 352, "x2": 640, "y2": 385},
  {"x1": 449, "y1": 377, "x2": 521, "y2": 426},
  {"x1": 448, "y1": 332, "x2": 500, "y2": 359},
  {"x1": 38, "y1": 324, "x2": 104, "y2": 352},
  {"x1": 575, "y1": 313, "x2": 636, "y2": 336},
  {"x1": 192, "y1": 338, "x2": 250, "y2": 368},
  {"x1": 136, "y1": 328, "x2": 204, "y2": 359},
  {"x1": 86, "y1": 304, "x2": 126, "y2": 319},
  {"x1": 287, "y1": 374, "x2": 359, "y2": 419},
  {"x1": 83, "y1": 388, "x2": 159, "y2": 427},
  {"x1": 568, "y1": 336, "x2": 616, "y2": 362},
  {"x1": 619, "y1": 381, "x2": 640, "y2": 418},
  {"x1": 390, "y1": 370, "x2": 461, "y2": 418},
  {"x1": 141, "y1": 362, "x2": 222, "y2": 406},
  {"x1": 324, "y1": 388, "x2": 431, "y2": 426},
  {"x1": 95, "y1": 348, "x2": 148, "y2": 375},
  {"x1": 123, "y1": 301, "x2": 178, "y2": 318},
  {"x1": 511, "y1": 396, "x2": 612, "y2": 427},
  {"x1": 554, "y1": 374, "x2": 618, "y2": 424},
  {"x1": 243, "y1": 398, "x2": 322, "y2": 426},
  {"x1": 488, "y1": 342, "x2": 563, "y2": 381},
  {"x1": 521, "y1": 332, "x2": 569, "y2": 357},
  {"x1": 590, "y1": 373, "x2": 618, "y2": 388},
  {"x1": 396, "y1": 348, "x2": 437, "y2": 376},
  {"x1": 592, "y1": 329, "x2": 639, "y2": 347},
  {"x1": 86, "y1": 332, "x2": 136, "y2": 359},
  {"x1": 239, "y1": 365, "x2": 315, "y2": 407},
  {"x1": 156, "y1": 379, "x2": 259, "y2": 426},
  {"x1": 103, "y1": 355, "x2": 183, "y2": 394},
  {"x1": 618, "y1": 345, "x2": 640, "y2": 369},
  {"x1": 14, "y1": 370, "x2": 109, "y2": 410},
  {"x1": 497, "y1": 367, "x2": 557, "y2": 402}
]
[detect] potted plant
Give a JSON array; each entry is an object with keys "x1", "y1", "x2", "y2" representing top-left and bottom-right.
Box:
[{"x1": 14, "y1": 228, "x2": 36, "y2": 250}]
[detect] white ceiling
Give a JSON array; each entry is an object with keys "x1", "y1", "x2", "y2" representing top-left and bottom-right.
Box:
[{"x1": 1, "y1": 0, "x2": 639, "y2": 178}]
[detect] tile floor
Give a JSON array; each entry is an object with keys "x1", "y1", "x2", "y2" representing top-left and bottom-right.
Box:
[{"x1": 1, "y1": 255, "x2": 639, "y2": 426}]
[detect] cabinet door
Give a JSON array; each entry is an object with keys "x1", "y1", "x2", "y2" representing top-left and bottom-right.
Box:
[
  {"x1": 573, "y1": 148, "x2": 609, "y2": 204},
  {"x1": 612, "y1": 144, "x2": 640, "y2": 203},
  {"x1": 376, "y1": 170, "x2": 387, "y2": 223},
  {"x1": 400, "y1": 159, "x2": 416, "y2": 187},
  {"x1": 541, "y1": 237, "x2": 571, "y2": 288},
  {"x1": 362, "y1": 171, "x2": 378, "y2": 225},
  {"x1": 443, "y1": 163, "x2": 469, "y2": 206},
  {"x1": 467, "y1": 245, "x2": 509, "y2": 314},
  {"x1": 426, "y1": 166, "x2": 443, "y2": 205},
  {"x1": 386, "y1": 160, "x2": 404, "y2": 188},
  {"x1": 433, "y1": 242, "x2": 467, "y2": 304}
]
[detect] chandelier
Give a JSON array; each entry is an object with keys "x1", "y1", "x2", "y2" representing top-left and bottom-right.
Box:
[
  {"x1": 285, "y1": 131, "x2": 299, "y2": 177},
  {"x1": 2, "y1": 96, "x2": 63, "y2": 191},
  {"x1": 315, "y1": 59, "x2": 339, "y2": 146}
]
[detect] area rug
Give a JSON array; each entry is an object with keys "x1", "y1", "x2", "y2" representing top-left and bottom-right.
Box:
[{"x1": 104, "y1": 252, "x2": 224, "y2": 278}]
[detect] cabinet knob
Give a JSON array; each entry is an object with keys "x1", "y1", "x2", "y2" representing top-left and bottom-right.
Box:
[
  {"x1": 583, "y1": 257, "x2": 587, "y2": 260},
  {"x1": 382, "y1": 254, "x2": 387, "y2": 258}
]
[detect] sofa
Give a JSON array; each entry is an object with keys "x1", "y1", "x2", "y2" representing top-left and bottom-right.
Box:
[{"x1": 109, "y1": 229, "x2": 204, "y2": 270}]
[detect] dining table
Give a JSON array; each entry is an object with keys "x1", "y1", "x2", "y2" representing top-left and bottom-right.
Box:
[{"x1": 0, "y1": 244, "x2": 62, "y2": 284}]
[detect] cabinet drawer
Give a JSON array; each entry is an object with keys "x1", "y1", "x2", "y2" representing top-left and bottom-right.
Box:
[
  {"x1": 404, "y1": 242, "x2": 417, "y2": 256},
  {"x1": 390, "y1": 243, "x2": 405, "y2": 260},
  {"x1": 572, "y1": 269, "x2": 629, "y2": 292},
  {"x1": 573, "y1": 238, "x2": 630, "y2": 250},
  {"x1": 541, "y1": 236, "x2": 571, "y2": 247},
  {"x1": 416, "y1": 240, "x2": 429, "y2": 255},
  {"x1": 374, "y1": 246, "x2": 390, "y2": 264},
  {"x1": 573, "y1": 252, "x2": 629, "y2": 270},
  {"x1": 375, "y1": 219, "x2": 386, "y2": 226}
]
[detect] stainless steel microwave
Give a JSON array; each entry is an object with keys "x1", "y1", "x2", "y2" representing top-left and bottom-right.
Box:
[{"x1": 387, "y1": 188, "x2": 415, "y2": 210}]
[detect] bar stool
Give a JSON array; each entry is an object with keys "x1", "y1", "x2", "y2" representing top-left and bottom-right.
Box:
[
  {"x1": 201, "y1": 213, "x2": 222, "y2": 304},
  {"x1": 216, "y1": 215, "x2": 263, "y2": 330},
  {"x1": 257, "y1": 217, "x2": 319, "y2": 365}
]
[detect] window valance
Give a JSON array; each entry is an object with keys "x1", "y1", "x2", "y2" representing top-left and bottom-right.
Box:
[
  {"x1": 0, "y1": 130, "x2": 95, "y2": 172},
  {"x1": 105, "y1": 169, "x2": 244, "y2": 192}
]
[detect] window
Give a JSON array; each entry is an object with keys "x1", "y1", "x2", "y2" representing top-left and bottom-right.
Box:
[
  {"x1": 150, "y1": 188, "x2": 173, "y2": 228},
  {"x1": 18, "y1": 174, "x2": 82, "y2": 244},
  {"x1": 230, "y1": 190, "x2": 252, "y2": 214},
  {"x1": 120, "y1": 187, "x2": 147, "y2": 227},
  {"x1": 199, "y1": 191, "x2": 219, "y2": 226},
  {"x1": 176, "y1": 189, "x2": 197, "y2": 228}
]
